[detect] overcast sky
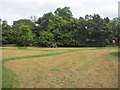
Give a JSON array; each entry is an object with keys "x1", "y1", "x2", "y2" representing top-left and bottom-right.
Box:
[{"x1": 0, "y1": 0, "x2": 119, "y2": 25}]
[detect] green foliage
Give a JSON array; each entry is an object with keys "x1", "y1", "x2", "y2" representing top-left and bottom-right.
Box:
[
  {"x1": 1, "y1": 7, "x2": 119, "y2": 47},
  {"x1": 110, "y1": 18, "x2": 120, "y2": 45},
  {"x1": 37, "y1": 31, "x2": 54, "y2": 47},
  {"x1": 2, "y1": 20, "x2": 18, "y2": 44},
  {"x1": 55, "y1": 7, "x2": 73, "y2": 21},
  {"x1": 16, "y1": 25, "x2": 34, "y2": 47},
  {"x1": 13, "y1": 19, "x2": 35, "y2": 30}
]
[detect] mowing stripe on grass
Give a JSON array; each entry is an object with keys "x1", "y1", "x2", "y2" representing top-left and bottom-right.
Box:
[
  {"x1": 3, "y1": 52, "x2": 65, "y2": 62},
  {"x1": 3, "y1": 50, "x2": 78, "y2": 62},
  {"x1": 2, "y1": 48, "x2": 96, "y2": 88},
  {"x1": 3, "y1": 49, "x2": 97, "y2": 62}
]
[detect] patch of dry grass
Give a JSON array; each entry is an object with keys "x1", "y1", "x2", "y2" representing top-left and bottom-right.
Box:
[
  {"x1": 27, "y1": 47, "x2": 97, "y2": 50},
  {"x1": 4, "y1": 48, "x2": 118, "y2": 88},
  {"x1": 2, "y1": 49, "x2": 63, "y2": 59}
]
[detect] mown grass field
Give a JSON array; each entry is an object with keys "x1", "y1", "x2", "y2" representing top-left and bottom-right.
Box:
[{"x1": 2, "y1": 46, "x2": 119, "y2": 88}]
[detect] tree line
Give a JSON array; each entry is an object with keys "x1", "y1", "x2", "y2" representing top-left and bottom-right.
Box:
[{"x1": 1, "y1": 7, "x2": 120, "y2": 47}]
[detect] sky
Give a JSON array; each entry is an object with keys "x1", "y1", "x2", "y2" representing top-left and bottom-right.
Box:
[{"x1": 0, "y1": 0, "x2": 119, "y2": 25}]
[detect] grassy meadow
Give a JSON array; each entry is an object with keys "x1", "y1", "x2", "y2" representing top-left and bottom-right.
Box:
[{"x1": 1, "y1": 46, "x2": 119, "y2": 88}]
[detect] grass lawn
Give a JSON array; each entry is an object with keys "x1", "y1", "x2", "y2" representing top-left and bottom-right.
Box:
[
  {"x1": 2, "y1": 46, "x2": 118, "y2": 88},
  {"x1": 110, "y1": 52, "x2": 120, "y2": 57}
]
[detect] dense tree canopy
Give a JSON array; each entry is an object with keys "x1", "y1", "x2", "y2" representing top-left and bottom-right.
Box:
[
  {"x1": 13, "y1": 19, "x2": 36, "y2": 32},
  {"x1": 1, "y1": 7, "x2": 119, "y2": 47},
  {"x1": 16, "y1": 25, "x2": 34, "y2": 47},
  {"x1": 2, "y1": 20, "x2": 17, "y2": 44},
  {"x1": 55, "y1": 7, "x2": 73, "y2": 21}
]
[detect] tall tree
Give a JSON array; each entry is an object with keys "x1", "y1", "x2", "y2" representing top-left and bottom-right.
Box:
[
  {"x1": 55, "y1": 7, "x2": 73, "y2": 21},
  {"x1": 17, "y1": 25, "x2": 34, "y2": 47},
  {"x1": 110, "y1": 18, "x2": 120, "y2": 45},
  {"x1": 37, "y1": 31, "x2": 54, "y2": 47},
  {"x1": 1, "y1": 7, "x2": 119, "y2": 47},
  {"x1": 2, "y1": 20, "x2": 17, "y2": 44},
  {"x1": 13, "y1": 19, "x2": 36, "y2": 31},
  {"x1": 89, "y1": 14, "x2": 111, "y2": 46}
]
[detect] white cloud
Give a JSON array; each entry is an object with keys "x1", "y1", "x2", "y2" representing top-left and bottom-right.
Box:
[
  {"x1": 99, "y1": 4, "x2": 118, "y2": 18},
  {"x1": 0, "y1": 0, "x2": 119, "y2": 25},
  {"x1": 81, "y1": 4, "x2": 118, "y2": 19}
]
